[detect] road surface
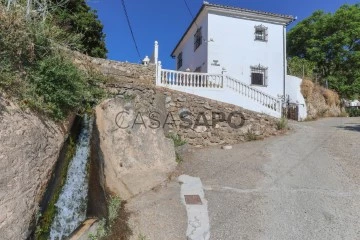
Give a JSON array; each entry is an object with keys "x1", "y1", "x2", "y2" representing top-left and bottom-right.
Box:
[{"x1": 127, "y1": 117, "x2": 360, "y2": 240}]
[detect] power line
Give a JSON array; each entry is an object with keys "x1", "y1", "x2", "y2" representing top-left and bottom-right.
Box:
[
  {"x1": 121, "y1": 0, "x2": 141, "y2": 61},
  {"x1": 183, "y1": 0, "x2": 198, "y2": 28}
]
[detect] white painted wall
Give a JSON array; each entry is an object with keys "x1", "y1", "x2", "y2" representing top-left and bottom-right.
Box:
[
  {"x1": 173, "y1": 13, "x2": 208, "y2": 73},
  {"x1": 168, "y1": 9, "x2": 294, "y2": 119},
  {"x1": 206, "y1": 12, "x2": 285, "y2": 98},
  {"x1": 162, "y1": 85, "x2": 281, "y2": 118},
  {"x1": 285, "y1": 75, "x2": 307, "y2": 121}
]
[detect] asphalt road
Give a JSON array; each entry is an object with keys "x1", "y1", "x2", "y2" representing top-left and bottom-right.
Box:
[{"x1": 127, "y1": 117, "x2": 360, "y2": 240}]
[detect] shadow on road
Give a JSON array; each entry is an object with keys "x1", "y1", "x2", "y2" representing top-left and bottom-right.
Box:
[{"x1": 337, "y1": 124, "x2": 360, "y2": 132}]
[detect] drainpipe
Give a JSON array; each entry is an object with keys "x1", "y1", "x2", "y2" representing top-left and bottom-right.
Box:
[{"x1": 283, "y1": 25, "x2": 287, "y2": 108}]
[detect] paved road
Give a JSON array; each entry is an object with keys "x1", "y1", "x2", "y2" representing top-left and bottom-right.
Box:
[{"x1": 127, "y1": 117, "x2": 360, "y2": 240}]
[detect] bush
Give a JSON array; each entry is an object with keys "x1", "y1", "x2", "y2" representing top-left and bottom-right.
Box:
[
  {"x1": 108, "y1": 196, "x2": 122, "y2": 225},
  {"x1": 168, "y1": 133, "x2": 187, "y2": 147},
  {"x1": 276, "y1": 117, "x2": 288, "y2": 130},
  {"x1": 88, "y1": 196, "x2": 122, "y2": 240},
  {"x1": 0, "y1": 4, "x2": 106, "y2": 121},
  {"x1": 245, "y1": 129, "x2": 258, "y2": 141},
  {"x1": 347, "y1": 108, "x2": 360, "y2": 117},
  {"x1": 25, "y1": 55, "x2": 87, "y2": 119}
]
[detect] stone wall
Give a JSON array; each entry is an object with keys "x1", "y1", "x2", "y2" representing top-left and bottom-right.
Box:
[
  {"x1": 67, "y1": 52, "x2": 282, "y2": 146},
  {"x1": 70, "y1": 50, "x2": 281, "y2": 147},
  {"x1": 162, "y1": 89, "x2": 280, "y2": 146},
  {"x1": 71, "y1": 51, "x2": 156, "y2": 84},
  {"x1": 103, "y1": 77, "x2": 281, "y2": 147},
  {"x1": 0, "y1": 96, "x2": 74, "y2": 240}
]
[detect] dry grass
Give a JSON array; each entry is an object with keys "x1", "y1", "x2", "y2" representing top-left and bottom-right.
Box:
[
  {"x1": 300, "y1": 79, "x2": 314, "y2": 99},
  {"x1": 322, "y1": 89, "x2": 335, "y2": 106},
  {"x1": 301, "y1": 79, "x2": 341, "y2": 119},
  {"x1": 322, "y1": 89, "x2": 340, "y2": 106},
  {"x1": 301, "y1": 79, "x2": 340, "y2": 107}
]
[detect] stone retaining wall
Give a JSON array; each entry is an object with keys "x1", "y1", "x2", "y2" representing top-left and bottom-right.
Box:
[
  {"x1": 71, "y1": 51, "x2": 156, "y2": 84},
  {"x1": 73, "y1": 53, "x2": 283, "y2": 146},
  {"x1": 103, "y1": 77, "x2": 281, "y2": 147},
  {"x1": 0, "y1": 97, "x2": 74, "y2": 240},
  {"x1": 161, "y1": 89, "x2": 280, "y2": 146}
]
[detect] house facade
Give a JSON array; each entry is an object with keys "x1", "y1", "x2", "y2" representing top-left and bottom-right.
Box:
[{"x1": 171, "y1": 2, "x2": 295, "y2": 99}]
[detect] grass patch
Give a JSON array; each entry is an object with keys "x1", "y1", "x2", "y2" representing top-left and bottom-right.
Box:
[
  {"x1": 175, "y1": 152, "x2": 183, "y2": 164},
  {"x1": 245, "y1": 129, "x2": 258, "y2": 141},
  {"x1": 123, "y1": 93, "x2": 136, "y2": 102},
  {"x1": 108, "y1": 196, "x2": 122, "y2": 225},
  {"x1": 35, "y1": 136, "x2": 77, "y2": 240},
  {"x1": 276, "y1": 117, "x2": 288, "y2": 130},
  {"x1": 88, "y1": 196, "x2": 123, "y2": 240},
  {"x1": 168, "y1": 133, "x2": 187, "y2": 147},
  {"x1": 138, "y1": 234, "x2": 147, "y2": 240},
  {"x1": 89, "y1": 219, "x2": 108, "y2": 240}
]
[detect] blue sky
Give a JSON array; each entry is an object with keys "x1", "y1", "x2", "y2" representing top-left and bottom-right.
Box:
[{"x1": 88, "y1": 0, "x2": 358, "y2": 69}]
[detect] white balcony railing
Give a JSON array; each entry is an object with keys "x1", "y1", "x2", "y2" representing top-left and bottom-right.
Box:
[
  {"x1": 156, "y1": 66, "x2": 281, "y2": 114},
  {"x1": 225, "y1": 75, "x2": 281, "y2": 112},
  {"x1": 159, "y1": 69, "x2": 224, "y2": 89}
]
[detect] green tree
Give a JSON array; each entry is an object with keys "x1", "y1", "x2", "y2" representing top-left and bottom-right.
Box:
[
  {"x1": 287, "y1": 56, "x2": 316, "y2": 80},
  {"x1": 50, "y1": 0, "x2": 107, "y2": 58},
  {"x1": 287, "y1": 4, "x2": 360, "y2": 98}
]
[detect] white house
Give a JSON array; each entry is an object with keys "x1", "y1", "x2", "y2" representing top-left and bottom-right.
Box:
[{"x1": 155, "y1": 2, "x2": 305, "y2": 118}]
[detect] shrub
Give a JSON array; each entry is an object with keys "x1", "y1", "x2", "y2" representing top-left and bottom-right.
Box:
[
  {"x1": 347, "y1": 108, "x2": 360, "y2": 117},
  {"x1": 168, "y1": 133, "x2": 187, "y2": 147},
  {"x1": 0, "y1": 4, "x2": 106, "y2": 121},
  {"x1": 88, "y1": 196, "x2": 122, "y2": 240},
  {"x1": 175, "y1": 152, "x2": 183, "y2": 164},
  {"x1": 24, "y1": 55, "x2": 86, "y2": 119},
  {"x1": 276, "y1": 117, "x2": 288, "y2": 130},
  {"x1": 108, "y1": 196, "x2": 122, "y2": 225},
  {"x1": 245, "y1": 129, "x2": 258, "y2": 141}
]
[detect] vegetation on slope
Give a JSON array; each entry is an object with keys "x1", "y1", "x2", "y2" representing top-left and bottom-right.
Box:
[
  {"x1": 49, "y1": 0, "x2": 107, "y2": 58},
  {"x1": 0, "y1": 2, "x2": 106, "y2": 120},
  {"x1": 301, "y1": 79, "x2": 342, "y2": 119},
  {"x1": 287, "y1": 4, "x2": 360, "y2": 99}
]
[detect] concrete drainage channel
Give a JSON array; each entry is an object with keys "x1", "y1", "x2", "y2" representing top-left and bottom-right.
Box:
[
  {"x1": 179, "y1": 175, "x2": 210, "y2": 240},
  {"x1": 31, "y1": 115, "x2": 108, "y2": 240}
]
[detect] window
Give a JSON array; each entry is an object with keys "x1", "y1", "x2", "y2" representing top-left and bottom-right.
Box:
[
  {"x1": 254, "y1": 25, "x2": 268, "y2": 42},
  {"x1": 194, "y1": 27, "x2": 202, "y2": 51},
  {"x1": 251, "y1": 65, "x2": 268, "y2": 86},
  {"x1": 194, "y1": 66, "x2": 201, "y2": 73},
  {"x1": 177, "y1": 52, "x2": 183, "y2": 70}
]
